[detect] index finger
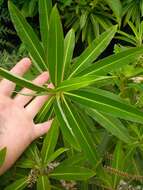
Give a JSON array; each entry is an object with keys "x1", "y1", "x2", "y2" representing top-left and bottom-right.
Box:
[{"x1": 0, "y1": 58, "x2": 31, "y2": 96}]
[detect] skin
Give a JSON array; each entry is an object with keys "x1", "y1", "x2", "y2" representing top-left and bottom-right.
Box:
[{"x1": 0, "y1": 58, "x2": 52, "y2": 175}]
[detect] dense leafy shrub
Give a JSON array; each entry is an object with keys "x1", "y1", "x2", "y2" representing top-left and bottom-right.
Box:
[
  {"x1": 1, "y1": 0, "x2": 143, "y2": 190},
  {"x1": 57, "y1": 0, "x2": 122, "y2": 44}
]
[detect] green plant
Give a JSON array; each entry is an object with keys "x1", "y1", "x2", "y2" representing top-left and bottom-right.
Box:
[
  {"x1": 122, "y1": 0, "x2": 143, "y2": 25},
  {"x1": 0, "y1": 0, "x2": 38, "y2": 52},
  {"x1": 117, "y1": 21, "x2": 143, "y2": 47},
  {"x1": 0, "y1": 1, "x2": 17, "y2": 51},
  {"x1": 1, "y1": 0, "x2": 143, "y2": 189},
  {"x1": 0, "y1": 45, "x2": 38, "y2": 81},
  {"x1": 109, "y1": 21, "x2": 143, "y2": 105},
  {"x1": 57, "y1": 0, "x2": 122, "y2": 44}
]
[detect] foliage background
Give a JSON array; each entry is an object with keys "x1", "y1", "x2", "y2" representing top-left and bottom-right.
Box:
[{"x1": 1, "y1": 0, "x2": 143, "y2": 190}]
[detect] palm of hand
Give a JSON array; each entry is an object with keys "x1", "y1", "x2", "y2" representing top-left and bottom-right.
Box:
[{"x1": 0, "y1": 58, "x2": 52, "y2": 175}]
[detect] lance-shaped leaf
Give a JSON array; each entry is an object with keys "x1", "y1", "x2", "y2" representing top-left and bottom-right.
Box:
[
  {"x1": 25, "y1": 143, "x2": 41, "y2": 166},
  {"x1": 39, "y1": 0, "x2": 52, "y2": 55},
  {"x1": 16, "y1": 158, "x2": 36, "y2": 169},
  {"x1": 56, "y1": 97, "x2": 99, "y2": 167},
  {"x1": 105, "y1": 0, "x2": 122, "y2": 24},
  {"x1": 65, "y1": 89, "x2": 143, "y2": 124},
  {"x1": 35, "y1": 97, "x2": 54, "y2": 123},
  {"x1": 0, "y1": 147, "x2": 6, "y2": 167},
  {"x1": 48, "y1": 6, "x2": 64, "y2": 86},
  {"x1": 37, "y1": 176, "x2": 51, "y2": 190},
  {"x1": 5, "y1": 177, "x2": 28, "y2": 190},
  {"x1": 111, "y1": 142, "x2": 124, "y2": 188},
  {"x1": 60, "y1": 154, "x2": 86, "y2": 167},
  {"x1": 54, "y1": 98, "x2": 80, "y2": 151},
  {"x1": 8, "y1": 1, "x2": 47, "y2": 71},
  {"x1": 0, "y1": 67, "x2": 49, "y2": 92},
  {"x1": 78, "y1": 47, "x2": 143, "y2": 76},
  {"x1": 87, "y1": 109, "x2": 132, "y2": 144},
  {"x1": 63, "y1": 29, "x2": 75, "y2": 80},
  {"x1": 45, "y1": 148, "x2": 68, "y2": 165},
  {"x1": 85, "y1": 87, "x2": 129, "y2": 104},
  {"x1": 68, "y1": 25, "x2": 117, "y2": 78},
  {"x1": 56, "y1": 75, "x2": 114, "y2": 92},
  {"x1": 50, "y1": 165, "x2": 95, "y2": 180},
  {"x1": 41, "y1": 119, "x2": 59, "y2": 166}
]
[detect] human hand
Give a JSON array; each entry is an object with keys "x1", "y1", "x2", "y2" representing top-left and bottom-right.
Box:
[{"x1": 0, "y1": 58, "x2": 52, "y2": 175}]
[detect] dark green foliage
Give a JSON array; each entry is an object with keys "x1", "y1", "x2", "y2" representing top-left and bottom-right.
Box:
[
  {"x1": 0, "y1": 0, "x2": 38, "y2": 52},
  {"x1": 1, "y1": 0, "x2": 143, "y2": 190},
  {"x1": 57, "y1": 0, "x2": 116, "y2": 44},
  {"x1": 0, "y1": 1, "x2": 17, "y2": 51}
]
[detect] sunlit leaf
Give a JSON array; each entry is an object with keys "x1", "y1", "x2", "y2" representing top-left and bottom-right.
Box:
[
  {"x1": 54, "y1": 98, "x2": 80, "y2": 151},
  {"x1": 48, "y1": 6, "x2": 64, "y2": 86},
  {"x1": 8, "y1": 1, "x2": 47, "y2": 71},
  {"x1": 63, "y1": 29, "x2": 75, "y2": 80},
  {"x1": 78, "y1": 47, "x2": 143, "y2": 76},
  {"x1": 68, "y1": 25, "x2": 117, "y2": 78},
  {"x1": 56, "y1": 75, "x2": 114, "y2": 92},
  {"x1": 65, "y1": 89, "x2": 143, "y2": 124},
  {"x1": 56, "y1": 97, "x2": 99, "y2": 167},
  {"x1": 39, "y1": 0, "x2": 52, "y2": 55}
]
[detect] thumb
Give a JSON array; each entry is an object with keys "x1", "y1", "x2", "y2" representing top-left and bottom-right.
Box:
[{"x1": 33, "y1": 120, "x2": 53, "y2": 139}]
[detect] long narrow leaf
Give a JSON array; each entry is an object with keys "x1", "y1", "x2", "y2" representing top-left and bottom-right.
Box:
[
  {"x1": 8, "y1": 1, "x2": 47, "y2": 71},
  {"x1": 0, "y1": 67, "x2": 49, "y2": 92},
  {"x1": 56, "y1": 75, "x2": 114, "y2": 92},
  {"x1": 46, "y1": 148, "x2": 68, "y2": 165},
  {"x1": 35, "y1": 97, "x2": 54, "y2": 123},
  {"x1": 48, "y1": 6, "x2": 64, "y2": 86},
  {"x1": 37, "y1": 176, "x2": 51, "y2": 190},
  {"x1": 105, "y1": 0, "x2": 122, "y2": 24},
  {"x1": 4, "y1": 177, "x2": 28, "y2": 190},
  {"x1": 54, "y1": 98, "x2": 80, "y2": 151},
  {"x1": 65, "y1": 89, "x2": 143, "y2": 124},
  {"x1": 41, "y1": 119, "x2": 59, "y2": 166},
  {"x1": 68, "y1": 25, "x2": 117, "y2": 78},
  {"x1": 87, "y1": 109, "x2": 132, "y2": 143},
  {"x1": 63, "y1": 29, "x2": 75, "y2": 80},
  {"x1": 111, "y1": 142, "x2": 124, "y2": 188},
  {"x1": 39, "y1": 0, "x2": 52, "y2": 55},
  {"x1": 50, "y1": 166, "x2": 95, "y2": 180},
  {"x1": 59, "y1": 154, "x2": 86, "y2": 167},
  {"x1": 78, "y1": 47, "x2": 143, "y2": 76},
  {"x1": 59, "y1": 97, "x2": 99, "y2": 167}
]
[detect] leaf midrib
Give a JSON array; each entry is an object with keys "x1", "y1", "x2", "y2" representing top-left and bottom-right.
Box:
[
  {"x1": 65, "y1": 92, "x2": 143, "y2": 120},
  {"x1": 63, "y1": 97, "x2": 97, "y2": 162},
  {"x1": 90, "y1": 109, "x2": 130, "y2": 142},
  {"x1": 68, "y1": 28, "x2": 115, "y2": 78},
  {"x1": 56, "y1": 99, "x2": 75, "y2": 137},
  {"x1": 58, "y1": 76, "x2": 112, "y2": 90},
  {"x1": 14, "y1": 178, "x2": 27, "y2": 190},
  {"x1": 62, "y1": 31, "x2": 72, "y2": 81},
  {"x1": 85, "y1": 48, "x2": 143, "y2": 75},
  {"x1": 11, "y1": 4, "x2": 47, "y2": 70}
]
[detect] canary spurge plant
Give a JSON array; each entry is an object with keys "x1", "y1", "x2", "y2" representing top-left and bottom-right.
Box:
[{"x1": 1, "y1": 0, "x2": 143, "y2": 189}]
